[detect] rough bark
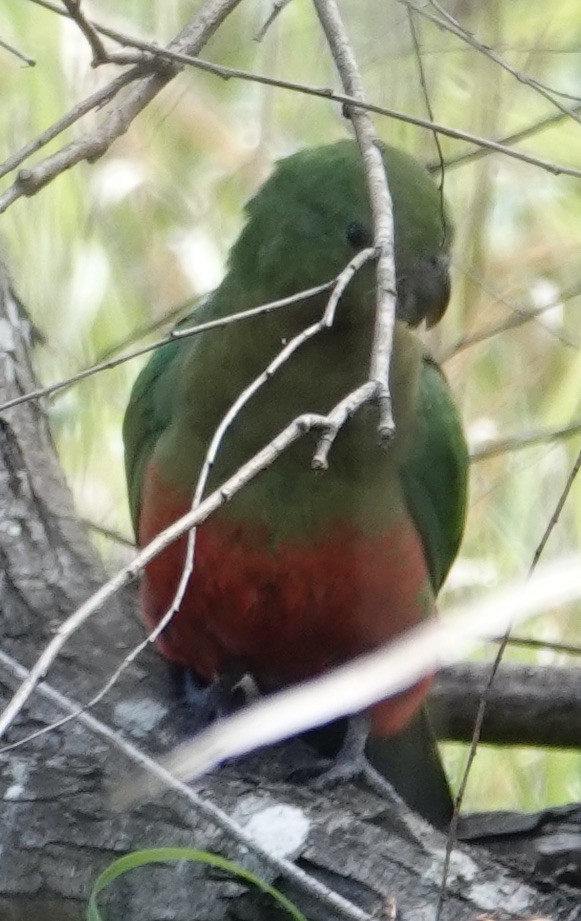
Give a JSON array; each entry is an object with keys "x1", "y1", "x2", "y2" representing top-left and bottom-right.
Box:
[
  {"x1": 0, "y1": 257, "x2": 580, "y2": 921},
  {"x1": 432, "y1": 661, "x2": 581, "y2": 747}
]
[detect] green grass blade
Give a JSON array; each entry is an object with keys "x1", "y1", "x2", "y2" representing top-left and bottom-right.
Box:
[{"x1": 87, "y1": 847, "x2": 309, "y2": 921}]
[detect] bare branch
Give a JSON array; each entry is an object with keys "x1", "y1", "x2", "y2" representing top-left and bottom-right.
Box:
[
  {"x1": 504, "y1": 635, "x2": 581, "y2": 657},
  {"x1": 0, "y1": 35, "x2": 35, "y2": 66},
  {"x1": 173, "y1": 281, "x2": 333, "y2": 339},
  {"x1": 0, "y1": 71, "x2": 140, "y2": 182},
  {"x1": 254, "y1": 0, "x2": 294, "y2": 42},
  {"x1": 430, "y1": 102, "x2": 581, "y2": 173},
  {"x1": 471, "y1": 418, "x2": 581, "y2": 462},
  {"x1": 397, "y1": 0, "x2": 581, "y2": 122},
  {"x1": 4, "y1": 0, "x2": 581, "y2": 209},
  {"x1": 0, "y1": 0, "x2": 245, "y2": 213},
  {"x1": 312, "y1": 382, "x2": 377, "y2": 470},
  {"x1": 0, "y1": 645, "x2": 371, "y2": 921},
  {"x1": 313, "y1": 0, "x2": 397, "y2": 441},
  {"x1": 81, "y1": 518, "x2": 135, "y2": 547},
  {"x1": 531, "y1": 445, "x2": 581, "y2": 571},
  {"x1": 423, "y1": 0, "x2": 581, "y2": 108},
  {"x1": 60, "y1": 0, "x2": 147, "y2": 65},
  {"x1": 440, "y1": 279, "x2": 581, "y2": 362},
  {"x1": 432, "y1": 661, "x2": 581, "y2": 747},
  {"x1": 440, "y1": 305, "x2": 548, "y2": 362},
  {"x1": 62, "y1": 0, "x2": 114, "y2": 63},
  {"x1": 87, "y1": 54, "x2": 579, "y2": 179},
  {"x1": 406, "y1": 6, "x2": 446, "y2": 191}
]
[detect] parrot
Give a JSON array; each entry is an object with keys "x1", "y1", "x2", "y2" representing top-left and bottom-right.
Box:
[{"x1": 123, "y1": 140, "x2": 468, "y2": 828}]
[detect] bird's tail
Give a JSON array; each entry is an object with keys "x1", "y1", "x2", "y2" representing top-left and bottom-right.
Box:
[{"x1": 366, "y1": 707, "x2": 453, "y2": 829}]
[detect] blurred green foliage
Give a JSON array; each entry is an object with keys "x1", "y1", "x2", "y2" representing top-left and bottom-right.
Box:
[{"x1": 0, "y1": 0, "x2": 580, "y2": 811}]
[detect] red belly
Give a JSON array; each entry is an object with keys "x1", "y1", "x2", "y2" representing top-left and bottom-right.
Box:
[{"x1": 138, "y1": 461, "x2": 434, "y2": 736}]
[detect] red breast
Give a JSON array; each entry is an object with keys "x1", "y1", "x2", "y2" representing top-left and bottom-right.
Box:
[{"x1": 138, "y1": 460, "x2": 435, "y2": 736}]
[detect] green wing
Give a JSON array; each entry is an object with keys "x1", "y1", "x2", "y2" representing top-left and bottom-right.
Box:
[
  {"x1": 401, "y1": 356, "x2": 468, "y2": 593},
  {"x1": 123, "y1": 293, "x2": 227, "y2": 534},
  {"x1": 123, "y1": 335, "x2": 184, "y2": 534}
]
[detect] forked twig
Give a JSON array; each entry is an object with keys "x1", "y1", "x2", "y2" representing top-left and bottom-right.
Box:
[{"x1": 313, "y1": 0, "x2": 397, "y2": 441}]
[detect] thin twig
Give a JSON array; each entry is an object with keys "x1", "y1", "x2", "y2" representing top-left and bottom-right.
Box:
[
  {"x1": 470, "y1": 418, "x2": 581, "y2": 462},
  {"x1": 91, "y1": 300, "x2": 189, "y2": 363},
  {"x1": 423, "y1": 0, "x2": 581, "y2": 108},
  {"x1": 502, "y1": 635, "x2": 581, "y2": 658},
  {"x1": 0, "y1": 70, "x2": 141, "y2": 182},
  {"x1": 0, "y1": 0, "x2": 246, "y2": 214},
  {"x1": 61, "y1": 0, "x2": 113, "y2": 63},
  {"x1": 430, "y1": 102, "x2": 581, "y2": 173},
  {"x1": 440, "y1": 279, "x2": 581, "y2": 363},
  {"x1": 313, "y1": 0, "x2": 397, "y2": 441},
  {"x1": 0, "y1": 645, "x2": 371, "y2": 921},
  {"x1": 530, "y1": 447, "x2": 581, "y2": 570},
  {"x1": 397, "y1": 0, "x2": 581, "y2": 123},
  {"x1": 59, "y1": 0, "x2": 150, "y2": 66},
  {"x1": 0, "y1": 281, "x2": 333, "y2": 415},
  {"x1": 173, "y1": 281, "x2": 333, "y2": 339},
  {"x1": 0, "y1": 36, "x2": 35, "y2": 66},
  {"x1": 82, "y1": 518, "x2": 135, "y2": 547},
  {"x1": 407, "y1": 7, "x2": 446, "y2": 193},
  {"x1": 254, "y1": 0, "x2": 294, "y2": 42},
  {"x1": 311, "y1": 381, "x2": 376, "y2": 470},
  {"x1": 437, "y1": 448, "x2": 581, "y2": 919}
]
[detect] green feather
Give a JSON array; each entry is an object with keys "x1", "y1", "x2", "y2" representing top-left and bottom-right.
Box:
[
  {"x1": 402, "y1": 356, "x2": 468, "y2": 591},
  {"x1": 124, "y1": 139, "x2": 459, "y2": 540}
]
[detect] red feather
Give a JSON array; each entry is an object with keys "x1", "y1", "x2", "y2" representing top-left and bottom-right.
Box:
[{"x1": 139, "y1": 460, "x2": 434, "y2": 736}]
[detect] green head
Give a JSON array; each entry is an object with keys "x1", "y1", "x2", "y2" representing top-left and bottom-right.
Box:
[{"x1": 223, "y1": 139, "x2": 453, "y2": 328}]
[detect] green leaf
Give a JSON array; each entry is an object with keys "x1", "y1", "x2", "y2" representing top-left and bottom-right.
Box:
[{"x1": 87, "y1": 847, "x2": 309, "y2": 921}]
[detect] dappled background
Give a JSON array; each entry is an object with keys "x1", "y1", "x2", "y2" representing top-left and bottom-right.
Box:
[{"x1": 1, "y1": 0, "x2": 580, "y2": 810}]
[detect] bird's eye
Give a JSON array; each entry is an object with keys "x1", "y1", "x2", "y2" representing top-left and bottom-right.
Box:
[{"x1": 345, "y1": 221, "x2": 372, "y2": 248}]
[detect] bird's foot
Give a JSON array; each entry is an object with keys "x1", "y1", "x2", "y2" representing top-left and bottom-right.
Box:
[
  {"x1": 306, "y1": 714, "x2": 407, "y2": 809},
  {"x1": 308, "y1": 712, "x2": 368, "y2": 788},
  {"x1": 169, "y1": 663, "x2": 249, "y2": 735}
]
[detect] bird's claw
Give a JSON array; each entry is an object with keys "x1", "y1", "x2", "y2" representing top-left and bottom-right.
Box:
[{"x1": 169, "y1": 664, "x2": 248, "y2": 734}]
